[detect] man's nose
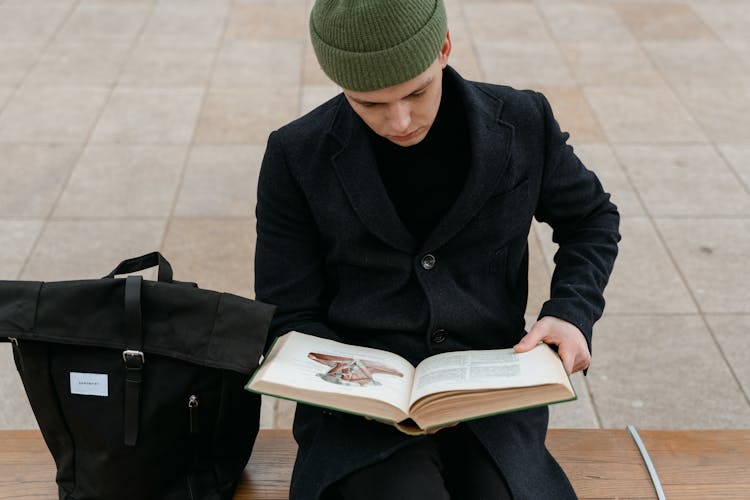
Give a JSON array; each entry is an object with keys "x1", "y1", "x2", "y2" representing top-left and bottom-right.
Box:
[{"x1": 387, "y1": 101, "x2": 411, "y2": 133}]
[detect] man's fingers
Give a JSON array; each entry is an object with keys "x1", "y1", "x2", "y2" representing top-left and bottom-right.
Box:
[
  {"x1": 514, "y1": 327, "x2": 546, "y2": 352},
  {"x1": 562, "y1": 354, "x2": 575, "y2": 375},
  {"x1": 559, "y1": 346, "x2": 590, "y2": 375}
]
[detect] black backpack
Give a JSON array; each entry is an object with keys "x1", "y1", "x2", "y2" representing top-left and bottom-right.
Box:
[{"x1": 0, "y1": 252, "x2": 275, "y2": 500}]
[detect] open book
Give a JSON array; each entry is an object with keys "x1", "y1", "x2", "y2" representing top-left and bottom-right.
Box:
[{"x1": 246, "y1": 331, "x2": 575, "y2": 434}]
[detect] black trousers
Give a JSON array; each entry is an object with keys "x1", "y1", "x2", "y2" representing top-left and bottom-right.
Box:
[{"x1": 327, "y1": 425, "x2": 513, "y2": 500}]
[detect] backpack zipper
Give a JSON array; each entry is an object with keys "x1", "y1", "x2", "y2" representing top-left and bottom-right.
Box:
[
  {"x1": 188, "y1": 394, "x2": 199, "y2": 434},
  {"x1": 186, "y1": 394, "x2": 200, "y2": 499}
]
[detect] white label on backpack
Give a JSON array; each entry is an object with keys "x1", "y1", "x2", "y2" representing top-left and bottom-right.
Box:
[{"x1": 70, "y1": 372, "x2": 109, "y2": 397}]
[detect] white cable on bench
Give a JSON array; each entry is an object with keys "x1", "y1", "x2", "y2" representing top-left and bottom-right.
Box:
[{"x1": 627, "y1": 425, "x2": 667, "y2": 500}]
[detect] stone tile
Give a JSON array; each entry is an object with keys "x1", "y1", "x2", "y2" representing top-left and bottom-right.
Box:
[
  {"x1": 643, "y1": 41, "x2": 750, "y2": 88},
  {"x1": 583, "y1": 85, "x2": 706, "y2": 143},
  {"x1": 140, "y1": 2, "x2": 229, "y2": 45},
  {"x1": 446, "y1": 20, "x2": 483, "y2": 82},
  {"x1": 79, "y1": 0, "x2": 154, "y2": 4},
  {"x1": 535, "y1": 217, "x2": 697, "y2": 314},
  {"x1": 0, "y1": 87, "x2": 109, "y2": 143},
  {"x1": 527, "y1": 229, "x2": 551, "y2": 317},
  {"x1": 194, "y1": 87, "x2": 298, "y2": 145},
  {"x1": 0, "y1": 219, "x2": 44, "y2": 279},
  {"x1": 0, "y1": 344, "x2": 38, "y2": 429},
  {"x1": 614, "y1": 145, "x2": 750, "y2": 217},
  {"x1": 588, "y1": 314, "x2": 750, "y2": 429},
  {"x1": 300, "y1": 84, "x2": 340, "y2": 116},
  {"x1": 0, "y1": 87, "x2": 11, "y2": 110},
  {"x1": 689, "y1": 0, "x2": 750, "y2": 45},
  {"x1": 718, "y1": 145, "x2": 750, "y2": 191},
  {"x1": 574, "y1": 143, "x2": 645, "y2": 217},
  {"x1": 225, "y1": 2, "x2": 307, "y2": 41},
  {"x1": 0, "y1": 145, "x2": 80, "y2": 216},
  {"x1": 548, "y1": 372, "x2": 599, "y2": 428},
  {"x1": 443, "y1": 0, "x2": 463, "y2": 20},
  {"x1": 259, "y1": 394, "x2": 275, "y2": 429},
  {"x1": 54, "y1": 145, "x2": 187, "y2": 218},
  {"x1": 90, "y1": 88, "x2": 203, "y2": 144},
  {"x1": 174, "y1": 145, "x2": 263, "y2": 217},
  {"x1": 25, "y1": 42, "x2": 131, "y2": 86},
  {"x1": 705, "y1": 315, "x2": 750, "y2": 399},
  {"x1": 274, "y1": 399, "x2": 296, "y2": 428},
  {"x1": 464, "y1": 3, "x2": 552, "y2": 43},
  {"x1": 161, "y1": 218, "x2": 255, "y2": 299},
  {"x1": 536, "y1": 87, "x2": 605, "y2": 142},
  {"x1": 302, "y1": 41, "x2": 330, "y2": 86},
  {"x1": 656, "y1": 218, "x2": 750, "y2": 313},
  {"x1": 476, "y1": 41, "x2": 575, "y2": 89},
  {"x1": 260, "y1": 394, "x2": 296, "y2": 429},
  {"x1": 5, "y1": 0, "x2": 76, "y2": 5},
  {"x1": 448, "y1": 46, "x2": 483, "y2": 83},
  {"x1": 613, "y1": 2, "x2": 714, "y2": 41},
  {"x1": 212, "y1": 40, "x2": 303, "y2": 88},
  {"x1": 538, "y1": 0, "x2": 636, "y2": 43},
  {"x1": 559, "y1": 42, "x2": 663, "y2": 86},
  {"x1": 21, "y1": 219, "x2": 166, "y2": 281},
  {"x1": 728, "y1": 41, "x2": 750, "y2": 68},
  {"x1": 606, "y1": 218, "x2": 697, "y2": 314},
  {"x1": 0, "y1": 5, "x2": 70, "y2": 43},
  {"x1": 673, "y1": 85, "x2": 750, "y2": 143},
  {"x1": 0, "y1": 43, "x2": 44, "y2": 86},
  {"x1": 117, "y1": 43, "x2": 215, "y2": 87},
  {"x1": 55, "y1": 3, "x2": 150, "y2": 42}
]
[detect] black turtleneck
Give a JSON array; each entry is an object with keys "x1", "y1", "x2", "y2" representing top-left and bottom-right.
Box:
[{"x1": 368, "y1": 72, "x2": 470, "y2": 243}]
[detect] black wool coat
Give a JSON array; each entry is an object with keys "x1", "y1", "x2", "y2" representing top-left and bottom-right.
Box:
[{"x1": 254, "y1": 67, "x2": 620, "y2": 499}]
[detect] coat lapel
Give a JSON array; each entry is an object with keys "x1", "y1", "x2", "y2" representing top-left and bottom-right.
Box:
[
  {"x1": 326, "y1": 67, "x2": 514, "y2": 254},
  {"x1": 328, "y1": 101, "x2": 419, "y2": 253},
  {"x1": 423, "y1": 68, "x2": 514, "y2": 251}
]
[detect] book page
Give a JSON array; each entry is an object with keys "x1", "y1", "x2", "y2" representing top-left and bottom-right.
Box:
[
  {"x1": 255, "y1": 331, "x2": 416, "y2": 413},
  {"x1": 409, "y1": 344, "x2": 566, "y2": 407}
]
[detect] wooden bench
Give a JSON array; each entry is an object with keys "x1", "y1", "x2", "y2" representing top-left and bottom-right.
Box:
[{"x1": 1, "y1": 429, "x2": 748, "y2": 499}]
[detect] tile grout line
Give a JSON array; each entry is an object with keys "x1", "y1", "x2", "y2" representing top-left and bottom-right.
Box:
[
  {"x1": 532, "y1": 0, "x2": 617, "y2": 430},
  {"x1": 159, "y1": 1, "x2": 234, "y2": 254},
  {"x1": 456, "y1": 0, "x2": 487, "y2": 83},
  {"x1": 625, "y1": 11, "x2": 750, "y2": 408},
  {"x1": 563, "y1": 0, "x2": 750, "y2": 410},
  {"x1": 679, "y1": 1, "x2": 750, "y2": 199},
  {"x1": 14, "y1": 0, "x2": 84, "y2": 280},
  {"x1": 714, "y1": 144, "x2": 750, "y2": 198},
  {"x1": 17, "y1": 0, "x2": 160, "y2": 280},
  {"x1": 610, "y1": 147, "x2": 750, "y2": 409},
  {"x1": 0, "y1": 2, "x2": 76, "y2": 115}
]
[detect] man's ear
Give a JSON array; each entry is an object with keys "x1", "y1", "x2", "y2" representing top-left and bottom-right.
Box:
[{"x1": 438, "y1": 31, "x2": 452, "y2": 68}]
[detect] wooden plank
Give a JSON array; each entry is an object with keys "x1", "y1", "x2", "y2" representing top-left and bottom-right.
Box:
[
  {"x1": 0, "y1": 431, "x2": 57, "y2": 499},
  {"x1": 641, "y1": 430, "x2": 750, "y2": 500},
  {"x1": 1, "y1": 429, "x2": 748, "y2": 499},
  {"x1": 236, "y1": 430, "x2": 296, "y2": 500},
  {"x1": 547, "y1": 429, "x2": 656, "y2": 499}
]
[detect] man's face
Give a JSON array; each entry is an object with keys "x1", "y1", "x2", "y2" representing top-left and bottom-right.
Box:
[{"x1": 343, "y1": 35, "x2": 451, "y2": 147}]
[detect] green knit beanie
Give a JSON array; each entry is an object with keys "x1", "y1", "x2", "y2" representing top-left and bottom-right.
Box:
[{"x1": 310, "y1": 0, "x2": 448, "y2": 91}]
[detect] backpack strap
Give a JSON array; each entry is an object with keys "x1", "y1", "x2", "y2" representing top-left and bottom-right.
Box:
[{"x1": 123, "y1": 276, "x2": 144, "y2": 447}]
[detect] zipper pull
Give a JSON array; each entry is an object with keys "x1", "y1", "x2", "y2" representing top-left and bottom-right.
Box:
[{"x1": 188, "y1": 395, "x2": 199, "y2": 435}]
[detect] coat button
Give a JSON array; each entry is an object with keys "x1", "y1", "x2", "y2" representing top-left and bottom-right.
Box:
[
  {"x1": 431, "y1": 329, "x2": 447, "y2": 343},
  {"x1": 421, "y1": 254, "x2": 436, "y2": 270}
]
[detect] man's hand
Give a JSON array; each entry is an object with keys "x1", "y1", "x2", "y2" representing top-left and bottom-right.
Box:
[{"x1": 513, "y1": 316, "x2": 590, "y2": 374}]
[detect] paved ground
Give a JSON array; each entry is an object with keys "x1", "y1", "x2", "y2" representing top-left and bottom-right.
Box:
[{"x1": 1, "y1": 0, "x2": 749, "y2": 431}]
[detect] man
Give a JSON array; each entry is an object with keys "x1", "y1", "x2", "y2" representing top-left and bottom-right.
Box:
[{"x1": 255, "y1": 0, "x2": 620, "y2": 498}]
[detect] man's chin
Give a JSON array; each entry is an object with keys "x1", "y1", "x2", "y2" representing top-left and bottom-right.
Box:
[{"x1": 387, "y1": 129, "x2": 427, "y2": 147}]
